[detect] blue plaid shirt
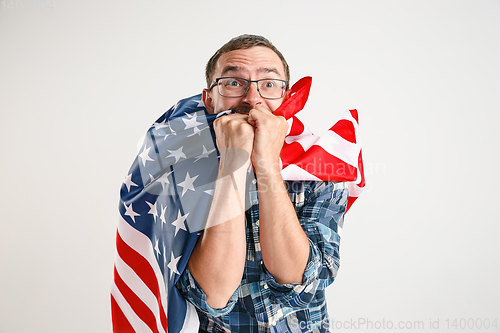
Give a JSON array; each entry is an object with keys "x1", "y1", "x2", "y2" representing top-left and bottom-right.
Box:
[{"x1": 176, "y1": 179, "x2": 348, "y2": 333}]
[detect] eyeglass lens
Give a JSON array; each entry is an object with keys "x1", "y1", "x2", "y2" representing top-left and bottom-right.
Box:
[{"x1": 218, "y1": 78, "x2": 286, "y2": 99}]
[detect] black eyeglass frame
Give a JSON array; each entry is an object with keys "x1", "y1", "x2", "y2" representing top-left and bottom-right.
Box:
[{"x1": 208, "y1": 77, "x2": 289, "y2": 100}]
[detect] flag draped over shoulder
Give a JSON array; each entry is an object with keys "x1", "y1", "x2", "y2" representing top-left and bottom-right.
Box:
[{"x1": 111, "y1": 77, "x2": 365, "y2": 333}]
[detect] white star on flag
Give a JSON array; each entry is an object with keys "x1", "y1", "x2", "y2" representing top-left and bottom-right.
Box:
[
  {"x1": 154, "y1": 237, "x2": 161, "y2": 258},
  {"x1": 169, "y1": 121, "x2": 177, "y2": 136},
  {"x1": 157, "y1": 171, "x2": 172, "y2": 191},
  {"x1": 167, "y1": 252, "x2": 182, "y2": 279},
  {"x1": 182, "y1": 114, "x2": 203, "y2": 130},
  {"x1": 193, "y1": 99, "x2": 204, "y2": 107},
  {"x1": 163, "y1": 124, "x2": 177, "y2": 141},
  {"x1": 146, "y1": 201, "x2": 158, "y2": 223},
  {"x1": 171, "y1": 210, "x2": 189, "y2": 236},
  {"x1": 123, "y1": 174, "x2": 138, "y2": 192},
  {"x1": 194, "y1": 145, "x2": 216, "y2": 162},
  {"x1": 177, "y1": 172, "x2": 199, "y2": 197},
  {"x1": 138, "y1": 145, "x2": 155, "y2": 166},
  {"x1": 167, "y1": 147, "x2": 186, "y2": 163},
  {"x1": 123, "y1": 202, "x2": 140, "y2": 223},
  {"x1": 160, "y1": 204, "x2": 167, "y2": 226},
  {"x1": 172, "y1": 101, "x2": 180, "y2": 111},
  {"x1": 187, "y1": 126, "x2": 205, "y2": 137},
  {"x1": 163, "y1": 244, "x2": 167, "y2": 264},
  {"x1": 153, "y1": 119, "x2": 169, "y2": 131}
]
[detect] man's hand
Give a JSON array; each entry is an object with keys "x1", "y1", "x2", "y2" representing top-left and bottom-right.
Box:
[
  {"x1": 213, "y1": 113, "x2": 254, "y2": 153},
  {"x1": 213, "y1": 113, "x2": 255, "y2": 176},
  {"x1": 247, "y1": 105, "x2": 288, "y2": 171}
]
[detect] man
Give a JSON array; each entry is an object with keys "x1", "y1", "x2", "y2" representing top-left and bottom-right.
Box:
[{"x1": 176, "y1": 34, "x2": 348, "y2": 332}]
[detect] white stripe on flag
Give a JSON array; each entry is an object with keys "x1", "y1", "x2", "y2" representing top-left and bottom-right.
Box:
[
  {"x1": 117, "y1": 217, "x2": 169, "y2": 320},
  {"x1": 285, "y1": 117, "x2": 293, "y2": 136},
  {"x1": 348, "y1": 183, "x2": 364, "y2": 197},
  {"x1": 115, "y1": 252, "x2": 167, "y2": 333},
  {"x1": 315, "y1": 130, "x2": 360, "y2": 167},
  {"x1": 341, "y1": 111, "x2": 361, "y2": 143},
  {"x1": 111, "y1": 282, "x2": 154, "y2": 333},
  {"x1": 281, "y1": 164, "x2": 321, "y2": 181},
  {"x1": 284, "y1": 118, "x2": 318, "y2": 150},
  {"x1": 341, "y1": 111, "x2": 363, "y2": 184},
  {"x1": 179, "y1": 302, "x2": 200, "y2": 333},
  {"x1": 355, "y1": 162, "x2": 363, "y2": 184},
  {"x1": 284, "y1": 132, "x2": 319, "y2": 151}
]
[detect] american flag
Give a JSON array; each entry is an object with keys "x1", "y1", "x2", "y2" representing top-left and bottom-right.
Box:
[
  {"x1": 111, "y1": 77, "x2": 364, "y2": 332},
  {"x1": 276, "y1": 77, "x2": 364, "y2": 212}
]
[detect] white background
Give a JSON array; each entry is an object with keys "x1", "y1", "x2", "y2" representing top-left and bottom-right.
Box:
[{"x1": 1, "y1": 1, "x2": 499, "y2": 332}]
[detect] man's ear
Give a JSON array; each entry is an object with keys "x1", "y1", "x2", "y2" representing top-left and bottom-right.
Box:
[
  {"x1": 283, "y1": 88, "x2": 292, "y2": 102},
  {"x1": 202, "y1": 89, "x2": 215, "y2": 114}
]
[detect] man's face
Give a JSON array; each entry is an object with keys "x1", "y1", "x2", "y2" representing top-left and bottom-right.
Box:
[{"x1": 203, "y1": 46, "x2": 287, "y2": 114}]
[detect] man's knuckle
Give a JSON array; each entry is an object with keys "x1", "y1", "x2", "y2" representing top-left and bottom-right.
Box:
[
  {"x1": 228, "y1": 120, "x2": 239, "y2": 130},
  {"x1": 242, "y1": 125, "x2": 253, "y2": 134}
]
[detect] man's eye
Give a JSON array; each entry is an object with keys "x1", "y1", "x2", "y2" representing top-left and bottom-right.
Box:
[
  {"x1": 226, "y1": 79, "x2": 241, "y2": 87},
  {"x1": 263, "y1": 80, "x2": 276, "y2": 88}
]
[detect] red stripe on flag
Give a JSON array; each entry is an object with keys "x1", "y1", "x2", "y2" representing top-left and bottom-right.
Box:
[
  {"x1": 346, "y1": 196, "x2": 357, "y2": 212},
  {"x1": 331, "y1": 119, "x2": 356, "y2": 144},
  {"x1": 274, "y1": 77, "x2": 312, "y2": 120},
  {"x1": 288, "y1": 116, "x2": 305, "y2": 136},
  {"x1": 116, "y1": 231, "x2": 168, "y2": 331},
  {"x1": 281, "y1": 141, "x2": 306, "y2": 169},
  {"x1": 291, "y1": 145, "x2": 358, "y2": 182},
  {"x1": 349, "y1": 109, "x2": 359, "y2": 123},
  {"x1": 357, "y1": 150, "x2": 365, "y2": 188},
  {"x1": 114, "y1": 266, "x2": 160, "y2": 333},
  {"x1": 111, "y1": 294, "x2": 136, "y2": 333}
]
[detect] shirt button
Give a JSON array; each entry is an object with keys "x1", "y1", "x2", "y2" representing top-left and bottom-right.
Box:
[
  {"x1": 263, "y1": 283, "x2": 268, "y2": 289},
  {"x1": 255, "y1": 220, "x2": 259, "y2": 226},
  {"x1": 252, "y1": 178, "x2": 257, "y2": 184}
]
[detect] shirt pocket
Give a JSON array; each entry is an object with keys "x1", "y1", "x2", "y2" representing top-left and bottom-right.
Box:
[{"x1": 281, "y1": 308, "x2": 313, "y2": 333}]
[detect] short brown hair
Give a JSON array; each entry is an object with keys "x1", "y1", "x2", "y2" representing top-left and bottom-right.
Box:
[{"x1": 205, "y1": 34, "x2": 290, "y2": 87}]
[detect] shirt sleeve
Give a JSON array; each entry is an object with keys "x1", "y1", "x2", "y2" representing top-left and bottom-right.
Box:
[
  {"x1": 264, "y1": 181, "x2": 348, "y2": 307},
  {"x1": 175, "y1": 265, "x2": 239, "y2": 318}
]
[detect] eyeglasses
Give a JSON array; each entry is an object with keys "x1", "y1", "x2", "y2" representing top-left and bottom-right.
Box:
[{"x1": 209, "y1": 77, "x2": 288, "y2": 99}]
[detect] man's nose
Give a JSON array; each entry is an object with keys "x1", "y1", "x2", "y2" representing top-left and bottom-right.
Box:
[{"x1": 242, "y1": 82, "x2": 264, "y2": 107}]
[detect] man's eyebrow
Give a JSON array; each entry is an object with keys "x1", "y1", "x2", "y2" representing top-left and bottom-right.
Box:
[
  {"x1": 256, "y1": 67, "x2": 281, "y2": 76},
  {"x1": 220, "y1": 66, "x2": 282, "y2": 77},
  {"x1": 220, "y1": 66, "x2": 246, "y2": 76}
]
